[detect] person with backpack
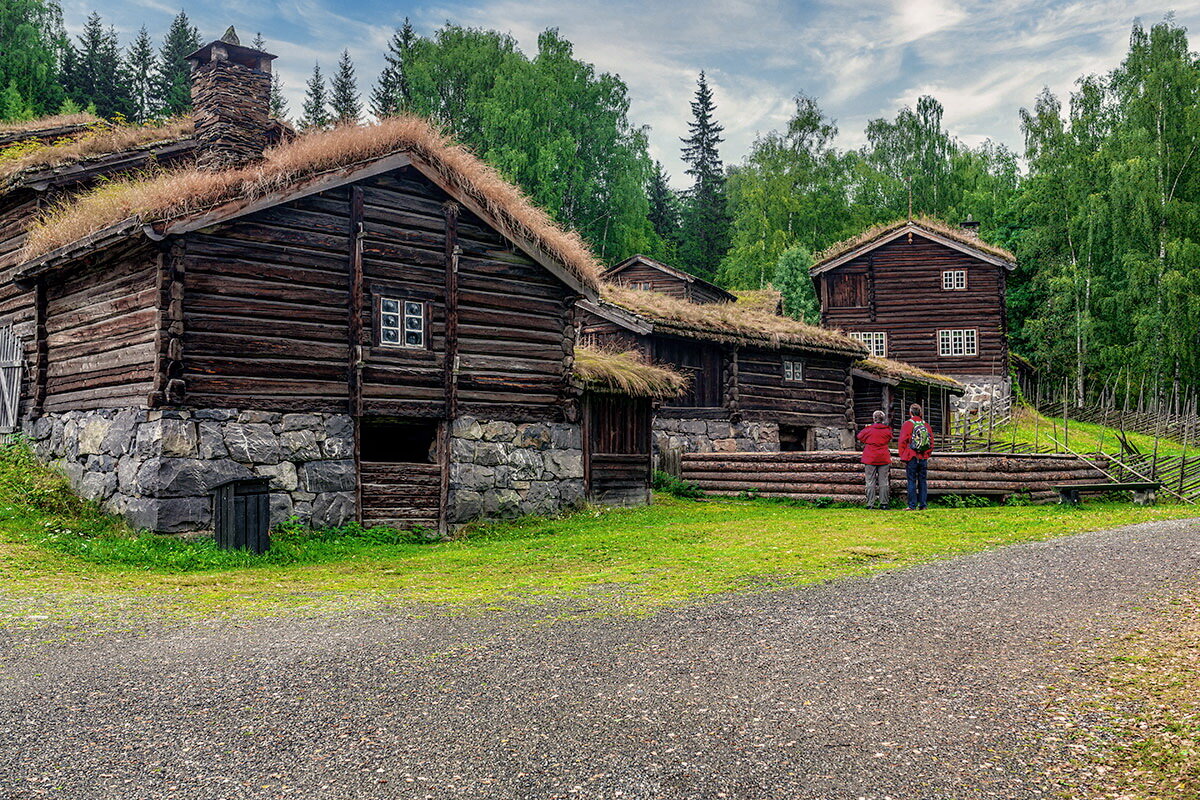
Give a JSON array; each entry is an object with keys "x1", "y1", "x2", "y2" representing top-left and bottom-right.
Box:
[
  {"x1": 857, "y1": 410, "x2": 893, "y2": 509},
  {"x1": 898, "y1": 403, "x2": 934, "y2": 510}
]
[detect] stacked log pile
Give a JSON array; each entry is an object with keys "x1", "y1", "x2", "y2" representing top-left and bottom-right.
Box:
[{"x1": 681, "y1": 451, "x2": 1112, "y2": 503}]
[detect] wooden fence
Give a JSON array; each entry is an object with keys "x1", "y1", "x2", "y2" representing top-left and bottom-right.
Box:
[{"x1": 681, "y1": 451, "x2": 1111, "y2": 504}]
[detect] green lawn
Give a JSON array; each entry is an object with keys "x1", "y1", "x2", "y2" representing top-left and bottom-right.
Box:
[
  {"x1": 969, "y1": 406, "x2": 1193, "y2": 458},
  {"x1": 2, "y1": 440, "x2": 1197, "y2": 625}
]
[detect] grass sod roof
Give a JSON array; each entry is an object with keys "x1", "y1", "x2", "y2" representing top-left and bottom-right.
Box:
[
  {"x1": 600, "y1": 284, "x2": 868, "y2": 357},
  {"x1": 853, "y1": 356, "x2": 962, "y2": 390},
  {"x1": 0, "y1": 112, "x2": 103, "y2": 136},
  {"x1": 20, "y1": 115, "x2": 604, "y2": 291},
  {"x1": 0, "y1": 118, "x2": 193, "y2": 186},
  {"x1": 573, "y1": 344, "x2": 688, "y2": 398},
  {"x1": 812, "y1": 216, "x2": 1016, "y2": 269}
]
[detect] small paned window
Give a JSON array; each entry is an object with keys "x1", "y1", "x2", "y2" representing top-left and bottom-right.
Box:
[
  {"x1": 782, "y1": 359, "x2": 804, "y2": 382},
  {"x1": 849, "y1": 331, "x2": 887, "y2": 357},
  {"x1": 632, "y1": 280, "x2": 653, "y2": 291},
  {"x1": 938, "y1": 328, "x2": 977, "y2": 357},
  {"x1": 380, "y1": 297, "x2": 425, "y2": 348},
  {"x1": 942, "y1": 270, "x2": 967, "y2": 290}
]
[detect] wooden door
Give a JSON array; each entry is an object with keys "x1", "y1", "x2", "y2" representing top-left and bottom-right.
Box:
[
  {"x1": 584, "y1": 393, "x2": 652, "y2": 505},
  {"x1": 0, "y1": 326, "x2": 21, "y2": 434},
  {"x1": 357, "y1": 418, "x2": 444, "y2": 532}
]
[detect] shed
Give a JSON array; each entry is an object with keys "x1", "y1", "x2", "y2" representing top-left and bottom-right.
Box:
[
  {"x1": 603, "y1": 254, "x2": 736, "y2": 305},
  {"x1": 850, "y1": 357, "x2": 963, "y2": 438},
  {"x1": 573, "y1": 345, "x2": 686, "y2": 505}
]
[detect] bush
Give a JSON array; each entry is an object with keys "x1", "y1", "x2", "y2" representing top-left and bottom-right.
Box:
[
  {"x1": 935, "y1": 494, "x2": 996, "y2": 508},
  {"x1": 652, "y1": 470, "x2": 705, "y2": 499}
]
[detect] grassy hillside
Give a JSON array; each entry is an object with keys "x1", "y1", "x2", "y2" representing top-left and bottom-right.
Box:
[{"x1": 963, "y1": 406, "x2": 1193, "y2": 459}]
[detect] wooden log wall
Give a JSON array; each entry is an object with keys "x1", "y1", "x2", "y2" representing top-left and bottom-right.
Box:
[
  {"x1": 681, "y1": 451, "x2": 1111, "y2": 503},
  {"x1": 0, "y1": 190, "x2": 39, "y2": 416},
  {"x1": 736, "y1": 347, "x2": 854, "y2": 430},
  {"x1": 820, "y1": 235, "x2": 1008, "y2": 375},
  {"x1": 178, "y1": 165, "x2": 577, "y2": 419},
  {"x1": 40, "y1": 243, "x2": 159, "y2": 411}
]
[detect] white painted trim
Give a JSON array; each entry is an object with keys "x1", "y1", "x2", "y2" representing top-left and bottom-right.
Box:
[{"x1": 810, "y1": 223, "x2": 1015, "y2": 275}]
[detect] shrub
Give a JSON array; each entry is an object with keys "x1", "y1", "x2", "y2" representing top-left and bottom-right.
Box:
[
  {"x1": 652, "y1": 470, "x2": 705, "y2": 499},
  {"x1": 935, "y1": 494, "x2": 996, "y2": 508}
]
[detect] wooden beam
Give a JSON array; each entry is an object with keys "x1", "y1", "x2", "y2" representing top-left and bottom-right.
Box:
[
  {"x1": 348, "y1": 186, "x2": 365, "y2": 525},
  {"x1": 437, "y1": 202, "x2": 460, "y2": 535}
]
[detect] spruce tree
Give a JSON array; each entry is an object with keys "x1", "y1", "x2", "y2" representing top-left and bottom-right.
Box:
[
  {"x1": 300, "y1": 63, "x2": 330, "y2": 130},
  {"x1": 678, "y1": 71, "x2": 730, "y2": 280},
  {"x1": 646, "y1": 160, "x2": 681, "y2": 251},
  {"x1": 61, "y1": 13, "x2": 130, "y2": 119},
  {"x1": 155, "y1": 10, "x2": 200, "y2": 116},
  {"x1": 269, "y1": 72, "x2": 288, "y2": 119},
  {"x1": 124, "y1": 26, "x2": 157, "y2": 121},
  {"x1": 370, "y1": 19, "x2": 416, "y2": 118},
  {"x1": 329, "y1": 49, "x2": 360, "y2": 125}
]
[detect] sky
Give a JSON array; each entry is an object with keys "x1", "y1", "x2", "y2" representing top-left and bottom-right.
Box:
[{"x1": 65, "y1": 0, "x2": 1200, "y2": 186}]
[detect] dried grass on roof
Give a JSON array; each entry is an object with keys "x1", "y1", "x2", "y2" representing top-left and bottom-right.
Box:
[
  {"x1": 732, "y1": 288, "x2": 783, "y2": 314},
  {"x1": 601, "y1": 284, "x2": 866, "y2": 356},
  {"x1": 814, "y1": 216, "x2": 1015, "y2": 266},
  {"x1": 22, "y1": 115, "x2": 603, "y2": 289},
  {"x1": 0, "y1": 112, "x2": 103, "y2": 135},
  {"x1": 855, "y1": 356, "x2": 961, "y2": 388},
  {"x1": 0, "y1": 118, "x2": 192, "y2": 183},
  {"x1": 574, "y1": 343, "x2": 687, "y2": 398}
]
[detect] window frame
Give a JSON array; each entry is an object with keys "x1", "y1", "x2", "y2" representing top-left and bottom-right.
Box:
[
  {"x1": 631, "y1": 280, "x2": 653, "y2": 291},
  {"x1": 378, "y1": 295, "x2": 428, "y2": 350},
  {"x1": 941, "y1": 269, "x2": 968, "y2": 291},
  {"x1": 937, "y1": 328, "x2": 978, "y2": 357},
  {"x1": 782, "y1": 358, "x2": 805, "y2": 383},
  {"x1": 849, "y1": 331, "x2": 887, "y2": 357}
]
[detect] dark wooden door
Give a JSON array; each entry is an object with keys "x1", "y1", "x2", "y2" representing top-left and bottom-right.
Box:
[{"x1": 584, "y1": 393, "x2": 652, "y2": 505}]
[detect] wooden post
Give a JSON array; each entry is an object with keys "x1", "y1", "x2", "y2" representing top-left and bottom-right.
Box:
[
  {"x1": 437, "y1": 201, "x2": 461, "y2": 535},
  {"x1": 1062, "y1": 375, "x2": 1070, "y2": 452},
  {"x1": 347, "y1": 186, "x2": 365, "y2": 524}
]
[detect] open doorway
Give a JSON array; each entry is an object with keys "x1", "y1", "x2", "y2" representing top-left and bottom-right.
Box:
[{"x1": 779, "y1": 425, "x2": 810, "y2": 452}]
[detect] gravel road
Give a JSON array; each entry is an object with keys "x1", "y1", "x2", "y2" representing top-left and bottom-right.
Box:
[{"x1": 2, "y1": 517, "x2": 1199, "y2": 800}]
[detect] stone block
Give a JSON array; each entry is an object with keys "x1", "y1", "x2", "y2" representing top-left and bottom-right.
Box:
[
  {"x1": 484, "y1": 488, "x2": 522, "y2": 517},
  {"x1": 194, "y1": 409, "x2": 237, "y2": 421},
  {"x1": 155, "y1": 497, "x2": 212, "y2": 533},
  {"x1": 281, "y1": 413, "x2": 324, "y2": 432},
  {"x1": 311, "y1": 491, "x2": 355, "y2": 527},
  {"x1": 269, "y1": 492, "x2": 295, "y2": 526},
  {"x1": 77, "y1": 417, "x2": 112, "y2": 456},
  {"x1": 480, "y1": 421, "x2": 516, "y2": 442},
  {"x1": 197, "y1": 421, "x2": 229, "y2": 459},
  {"x1": 452, "y1": 462, "x2": 494, "y2": 490},
  {"x1": 159, "y1": 419, "x2": 198, "y2": 457},
  {"x1": 451, "y1": 416, "x2": 482, "y2": 440},
  {"x1": 281, "y1": 430, "x2": 322, "y2": 462},
  {"x1": 301, "y1": 460, "x2": 356, "y2": 493},
  {"x1": 513, "y1": 424, "x2": 551, "y2": 450},
  {"x1": 137, "y1": 457, "x2": 251, "y2": 498},
  {"x1": 550, "y1": 425, "x2": 582, "y2": 450},
  {"x1": 543, "y1": 449, "x2": 583, "y2": 479},
  {"x1": 238, "y1": 410, "x2": 281, "y2": 425},
  {"x1": 450, "y1": 489, "x2": 484, "y2": 522},
  {"x1": 78, "y1": 470, "x2": 117, "y2": 502},
  {"x1": 101, "y1": 410, "x2": 142, "y2": 456},
  {"x1": 224, "y1": 423, "x2": 281, "y2": 465},
  {"x1": 508, "y1": 449, "x2": 544, "y2": 480},
  {"x1": 255, "y1": 461, "x2": 299, "y2": 492}
]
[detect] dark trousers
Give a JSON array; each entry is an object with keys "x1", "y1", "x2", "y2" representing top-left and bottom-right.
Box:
[{"x1": 905, "y1": 458, "x2": 928, "y2": 509}]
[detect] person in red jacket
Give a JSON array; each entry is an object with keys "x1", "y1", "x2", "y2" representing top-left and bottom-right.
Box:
[
  {"x1": 898, "y1": 403, "x2": 935, "y2": 510},
  {"x1": 856, "y1": 410, "x2": 894, "y2": 509}
]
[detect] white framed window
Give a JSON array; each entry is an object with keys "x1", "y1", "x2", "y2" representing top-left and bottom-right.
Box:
[
  {"x1": 938, "y1": 328, "x2": 977, "y2": 357},
  {"x1": 942, "y1": 269, "x2": 967, "y2": 290},
  {"x1": 849, "y1": 331, "x2": 887, "y2": 357},
  {"x1": 380, "y1": 297, "x2": 426, "y2": 348},
  {"x1": 782, "y1": 359, "x2": 804, "y2": 382}
]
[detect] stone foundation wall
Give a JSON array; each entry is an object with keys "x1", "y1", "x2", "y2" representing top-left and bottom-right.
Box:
[
  {"x1": 448, "y1": 415, "x2": 584, "y2": 524},
  {"x1": 24, "y1": 408, "x2": 355, "y2": 533},
  {"x1": 653, "y1": 417, "x2": 780, "y2": 454},
  {"x1": 812, "y1": 425, "x2": 855, "y2": 451},
  {"x1": 951, "y1": 376, "x2": 1013, "y2": 416}
]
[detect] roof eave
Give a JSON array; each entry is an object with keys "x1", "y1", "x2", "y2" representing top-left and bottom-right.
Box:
[{"x1": 810, "y1": 223, "x2": 1016, "y2": 275}]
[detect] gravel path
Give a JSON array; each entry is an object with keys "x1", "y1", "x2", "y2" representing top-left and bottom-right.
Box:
[{"x1": 2, "y1": 517, "x2": 1199, "y2": 800}]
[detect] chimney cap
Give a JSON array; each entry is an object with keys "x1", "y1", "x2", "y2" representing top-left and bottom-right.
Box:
[{"x1": 187, "y1": 28, "x2": 276, "y2": 71}]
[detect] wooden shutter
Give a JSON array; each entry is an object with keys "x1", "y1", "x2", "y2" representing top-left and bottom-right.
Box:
[
  {"x1": 0, "y1": 325, "x2": 22, "y2": 433},
  {"x1": 830, "y1": 274, "x2": 866, "y2": 307}
]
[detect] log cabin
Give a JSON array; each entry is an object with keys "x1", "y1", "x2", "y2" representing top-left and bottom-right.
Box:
[
  {"x1": 0, "y1": 30, "x2": 644, "y2": 535},
  {"x1": 809, "y1": 218, "x2": 1016, "y2": 413},
  {"x1": 850, "y1": 356, "x2": 962, "y2": 438},
  {"x1": 580, "y1": 284, "x2": 869, "y2": 454},
  {"x1": 604, "y1": 254, "x2": 736, "y2": 304}
]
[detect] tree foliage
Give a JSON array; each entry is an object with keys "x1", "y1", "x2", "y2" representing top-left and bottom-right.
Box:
[
  {"x1": 300, "y1": 62, "x2": 331, "y2": 130},
  {"x1": 329, "y1": 50, "x2": 361, "y2": 125},
  {"x1": 678, "y1": 72, "x2": 729, "y2": 281}
]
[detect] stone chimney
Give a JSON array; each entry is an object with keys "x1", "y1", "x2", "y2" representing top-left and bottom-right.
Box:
[
  {"x1": 186, "y1": 27, "x2": 276, "y2": 170},
  {"x1": 960, "y1": 215, "x2": 981, "y2": 239}
]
